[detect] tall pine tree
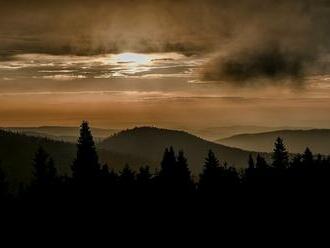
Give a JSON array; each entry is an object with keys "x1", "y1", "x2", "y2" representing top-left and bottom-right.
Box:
[
  {"x1": 72, "y1": 121, "x2": 100, "y2": 182},
  {"x1": 159, "y1": 146, "x2": 177, "y2": 182}
]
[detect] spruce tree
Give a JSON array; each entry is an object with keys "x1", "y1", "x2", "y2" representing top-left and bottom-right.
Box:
[
  {"x1": 159, "y1": 146, "x2": 177, "y2": 181},
  {"x1": 256, "y1": 154, "x2": 269, "y2": 169},
  {"x1": 72, "y1": 121, "x2": 100, "y2": 181},
  {"x1": 199, "y1": 150, "x2": 221, "y2": 193},
  {"x1": 176, "y1": 150, "x2": 194, "y2": 192},
  {"x1": 272, "y1": 137, "x2": 289, "y2": 169},
  {"x1": 290, "y1": 154, "x2": 302, "y2": 169},
  {"x1": 302, "y1": 147, "x2": 313, "y2": 167}
]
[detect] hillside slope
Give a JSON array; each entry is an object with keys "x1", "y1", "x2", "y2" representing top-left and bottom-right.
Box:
[
  {"x1": 217, "y1": 129, "x2": 330, "y2": 154},
  {"x1": 0, "y1": 130, "x2": 151, "y2": 188},
  {"x1": 0, "y1": 130, "x2": 76, "y2": 187},
  {"x1": 100, "y1": 127, "x2": 257, "y2": 174},
  {"x1": 192, "y1": 125, "x2": 311, "y2": 140}
]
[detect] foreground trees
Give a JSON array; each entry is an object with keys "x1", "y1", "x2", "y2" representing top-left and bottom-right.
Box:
[
  {"x1": 199, "y1": 150, "x2": 239, "y2": 195},
  {"x1": 2, "y1": 121, "x2": 330, "y2": 208},
  {"x1": 199, "y1": 150, "x2": 221, "y2": 193},
  {"x1": 159, "y1": 148, "x2": 194, "y2": 194}
]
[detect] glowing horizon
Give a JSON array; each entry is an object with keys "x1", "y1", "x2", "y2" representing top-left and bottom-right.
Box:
[{"x1": 1, "y1": 1, "x2": 330, "y2": 129}]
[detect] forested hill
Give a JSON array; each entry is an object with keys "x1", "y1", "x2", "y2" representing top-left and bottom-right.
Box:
[
  {"x1": 0, "y1": 130, "x2": 75, "y2": 186},
  {"x1": 217, "y1": 129, "x2": 330, "y2": 154},
  {"x1": 0, "y1": 130, "x2": 153, "y2": 188},
  {"x1": 100, "y1": 127, "x2": 258, "y2": 174}
]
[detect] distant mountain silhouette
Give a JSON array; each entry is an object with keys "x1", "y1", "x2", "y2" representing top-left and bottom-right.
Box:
[
  {"x1": 2, "y1": 126, "x2": 117, "y2": 143},
  {"x1": 217, "y1": 129, "x2": 330, "y2": 154},
  {"x1": 100, "y1": 127, "x2": 259, "y2": 174},
  {"x1": 192, "y1": 125, "x2": 312, "y2": 140}
]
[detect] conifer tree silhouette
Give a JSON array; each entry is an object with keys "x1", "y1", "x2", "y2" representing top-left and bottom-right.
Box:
[
  {"x1": 32, "y1": 146, "x2": 57, "y2": 186},
  {"x1": 248, "y1": 154, "x2": 255, "y2": 169},
  {"x1": 256, "y1": 154, "x2": 269, "y2": 169},
  {"x1": 176, "y1": 150, "x2": 194, "y2": 193},
  {"x1": 272, "y1": 137, "x2": 289, "y2": 169},
  {"x1": 245, "y1": 154, "x2": 255, "y2": 183},
  {"x1": 98, "y1": 164, "x2": 118, "y2": 199},
  {"x1": 290, "y1": 154, "x2": 302, "y2": 169},
  {"x1": 72, "y1": 121, "x2": 100, "y2": 182},
  {"x1": 99, "y1": 164, "x2": 112, "y2": 187},
  {"x1": 136, "y1": 166, "x2": 153, "y2": 196},
  {"x1": 100, "y1": 163, "x2": 118, "y2": 184},
  {"x1": 119, "y1": 164, "x2": 136, "y2": 198},
  {"x1": 4, "y1": 122, "x2": 330, "y2": 211},
  {"x1": 159, "y1": 146, "x2": 177, "y2": 182},
  {"x1": 199, "y1": 150, "x2": 221, "y2": 193},
  {"x1": 302, "y1": 147, "x2": 313, "y2": 168},
  {"x1": 119, "y1": 164, "x2": 135, "y2": 187}
]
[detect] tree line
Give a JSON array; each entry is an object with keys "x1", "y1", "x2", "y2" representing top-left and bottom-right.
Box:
[{"x1": 1, "y1": 121, "x2": 330, "y2": 207}]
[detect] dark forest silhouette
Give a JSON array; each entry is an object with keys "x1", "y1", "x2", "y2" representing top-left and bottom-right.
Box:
[{"x1": 1, "y1": 121, "x2": 330, "y2": 211}]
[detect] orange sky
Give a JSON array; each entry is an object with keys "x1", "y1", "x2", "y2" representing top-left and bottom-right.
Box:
[{"x1": 1, "y1": 1, "x2": 330, "y2": 129}]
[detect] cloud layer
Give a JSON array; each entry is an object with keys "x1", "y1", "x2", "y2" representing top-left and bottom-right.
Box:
[
  {"x1": 0, "y1": 52, "x2": 204, "y2": 80},
  {"x1": 0, "y1": 0, "x2": 330, "y2": 85},
  {"x1": 202, "y1": 43, "x2": 310, "y2": 86}
]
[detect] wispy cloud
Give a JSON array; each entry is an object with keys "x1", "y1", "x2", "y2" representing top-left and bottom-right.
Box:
[{"x1": 0, "y1": 52, "x2": 205, "y2": 80}]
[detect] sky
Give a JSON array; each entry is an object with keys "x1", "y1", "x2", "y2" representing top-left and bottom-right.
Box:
[{"x1": 1, "y1": 0, "x2": 330, "y2": 129}]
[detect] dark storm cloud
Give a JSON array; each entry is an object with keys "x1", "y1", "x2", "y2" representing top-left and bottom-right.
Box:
[
  {"x1": 202, "y1": 43, "x2": 311, "y2": 86},
  {"x1": 0, "y1": 0, "x2": 330, "y2": 84},
  {"x1": 198, "y1": 0, "x2": 330, "y2": 85},
  {"x1": 0, "y1": 0, "x2": 219, "y2": 56}
]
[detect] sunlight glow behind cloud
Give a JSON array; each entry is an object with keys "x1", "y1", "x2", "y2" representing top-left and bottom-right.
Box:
[
  {"x1": 0, "y1": 52, "x2": 202, "y2": 80},
  {"x1": 113, "y1": 53, "x2": 152, "y2": 65}
]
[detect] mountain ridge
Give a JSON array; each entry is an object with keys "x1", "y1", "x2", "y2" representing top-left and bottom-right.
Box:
[
  {"x1": 192, "y1": 125, "x2": 313, "y2": 140},
  {"x1": 100, "y1": 126, "x2": 260, "y2": 174},
  {"x1": 217, "y1": 129, "x2": 330, "y2": 154},
  {"x1": 0, "y1": 129, "x2": 153, "y2": 189}
]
